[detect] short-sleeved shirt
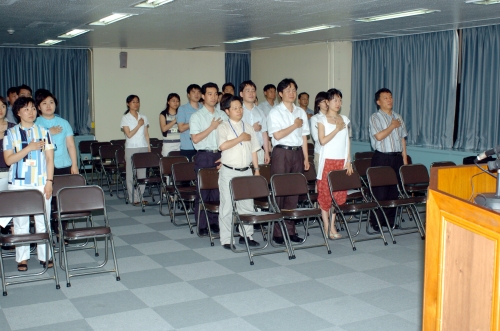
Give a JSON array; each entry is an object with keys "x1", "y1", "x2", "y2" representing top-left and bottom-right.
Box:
[
  {"x1": 310, "y1": 113, "x2": 325, "y2": 154},
  {"x1": 317, "y1": 115, "x2": 350, "y2": 179},
  {"x1": 258, "y1": 100, "x2": 275, "y2": 117},
  {"x1": 3, "y1": 123, "x2": 54, "y2": 186},
  {"x1": 120, "y1": 112, "x2": 149, "y2": 149},
  {"x1": 0, "y1": 122, "x2": 16, "y2": 168},
  {"x1": 303, "y1": 107, "x2": 314, "y2": 116},
  {"x1": 190, "y1": 106, "x2": 228, "y2": 151},
  {"x1": 160, "y1": 111, "x2": 181, "y2": 141},
  {"x1": 369, "y1": 110, "x2": 407, "y2": 153},
  {"x1": 242, "y1": 104, "x2": 267, "y2": 147},
  {"x1": 267, "y1": 102, "x2": 310, "y2": 147},
  {"x1": 218, "y1": 119, "x2": 260, "y2": 168},
  {"x1": 35, "y1": 116, "x2": 74, "y2": 168},
  {"x1": 177, "y1": 102, "x2": 201, "y2": 150},
  {"x1": 6, "y1": 105, "x2": 17, "y2": 124}
]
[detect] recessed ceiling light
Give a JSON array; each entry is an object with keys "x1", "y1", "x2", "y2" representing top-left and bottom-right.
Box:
[
  {"x1": 466, "y1": 0, "x2": 500, "y2": 4},
  {"x1": 223, "y1": 37, "x2": 268, "y2": 44},
  {"x1": 58, "y1": 29, "x2": 91, "y2": 38},
  {"x1": 355, "y1": 9, "x2": 440, "y2": 22},
  {"x1": 38, "y1": 39, "x2": 64, "y2": 46},
  {"x1": 134, "y1": 0, "x2": 174, "y2": 8},
  {"x1": 276, "y1": 25, "x2": 338, "y2": 35},
  {"x1": 89, "y1": 13, "x2": 136, "y2": 26}
]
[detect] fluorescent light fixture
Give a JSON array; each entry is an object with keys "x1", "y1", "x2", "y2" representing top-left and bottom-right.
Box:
[
  {"x1": 466, "y1": 0, "x2": 500, "y2": 4},
  {"x1": 58, "y1": 29, "x2": 90, "y2": 38},
  {"x1": 89, "y1": 13, "x2": 136, "y2": 26},
  {"x1": 135, "y1": 0, "x2": 174, "y2": 8},
  {"x1": 276, "y1": 25, "x2": 338, "y2": 35},
  {"x1": 224, "y1": 36, "x2": 268, "y2": 44},
  {"x1": 355, "y1": 9, "x2": 440, "y2": 22},
  {"x1": 38, "y1": 39, "x2": 64, "y2": 46}
]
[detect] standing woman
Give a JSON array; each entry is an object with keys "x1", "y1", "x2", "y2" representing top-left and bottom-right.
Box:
[
  {"x1": 159, "y1": 93, "x2": 181, "y2": 156},
  {"x1": 35, "y1": 89, "x2": 78, "y2": 175},
  {"x1": 317, "y1": 89, "x2": 353, "y2": 240},
  {"x1": 120, "y1": 95, "x2": 150, "y2": 205},
  {"x1": 309, "y1": 91, "x2": 329, "y2": 174},
  {"x1": 0, "y1": 96, "x2": 15, "y2": 190},
  {"x1": 3, "y1": 97, "x2": 54, "y2": 271}
]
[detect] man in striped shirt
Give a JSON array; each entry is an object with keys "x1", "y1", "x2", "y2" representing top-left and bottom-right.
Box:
[{"x1": 368, "y1": 88, "x2": 408, "y2": 230}]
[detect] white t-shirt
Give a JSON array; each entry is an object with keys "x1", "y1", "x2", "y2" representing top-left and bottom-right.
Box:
[
  {"x1": 120, "y1": 112, "x2": 149, "y2": 148},
  {"x1": 267, "y1": 102, "x2": 310, "y2": 147},
  {"x1": 317, "y1": 114, "x2": 350, "y2": 179}
]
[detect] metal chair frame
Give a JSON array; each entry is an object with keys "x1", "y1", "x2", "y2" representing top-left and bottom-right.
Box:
[
  {"x1": 131, "y1": 152, "x2": 162, "y2": 212},
  {"x1": 78, "y1": 140, "x2": 95, "y2": 181},
  {"x1": 159, "y1": 156, "x2": 189, "y2": 219},
  {"x1": 114, "y1": 148, "x2": 128, "y2": 202},
  {"x1": 197, "y1": 168, "x2": 220, "y2": 246},
  {"x1": 90, "y1": 141, "x2": 111, "y2": 186},
  {"x1": 99, "y1": 145, "x2": 122, "y2": 195},
  {"x1": 171, "y1": 162, "x2": 197, "y2": 233}
]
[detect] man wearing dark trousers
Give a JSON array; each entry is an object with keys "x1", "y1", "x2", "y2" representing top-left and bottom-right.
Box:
[
  {"x1": 177, "y1": 84, "x2": 202, "y2": 161},
  {"x1": 369, "y1": 88, "x2": 408, "y2": 230},
  {"x1": 267, "y1": 78, "x2": 309, "y2": 244},
  {"x1": 190, "y1": 82, "x2": 228, "y2": 236}
]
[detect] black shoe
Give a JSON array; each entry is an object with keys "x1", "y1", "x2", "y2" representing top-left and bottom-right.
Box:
[
  {"x1": 223, "y1": 244, "x2": 236, "y2": 250},
  {"x1": 370, "y1": 224, "x2": 380, "y2": 232},
  {"x1": 199, "y1": 228, "x2": 209, "y2": 236},
  {"x1": 239, "y1": 236, "x2": 260, "y2": 247},
  {"x1": 211, "y1": 224, "x2": 220, "y2": 234},
  {"x1": 289, "y1": 234, "x2": 303, "y2": 243},
  {"x1": 273, "y1": 236, "x2": 285, "y2": 244}
]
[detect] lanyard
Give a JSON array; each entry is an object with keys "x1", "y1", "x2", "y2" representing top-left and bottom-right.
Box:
[{"x1": 228, "y1": 120, "x2": 244, "y2": 145}]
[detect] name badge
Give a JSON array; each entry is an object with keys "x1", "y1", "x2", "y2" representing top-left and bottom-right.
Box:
[
  {"x1": 26, "y1": 159, "x2": 37, "y2": 167},
  {"x1": 170, "y1": 128, "x2": 178, "y2": 133}
]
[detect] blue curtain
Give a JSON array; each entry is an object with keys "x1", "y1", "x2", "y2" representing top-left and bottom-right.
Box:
[
  {"x1": 0, "y1": 48, "x2": 90, "y2": 134},
  {"x1": 225, "y1": 53, "x2": 250, "y2": 94},
  {"x1": 455, "y1": 25, "x2": 500, "y2": 151},
  {"x1": 351, "y1": 31, "x2": 458, "y2": 149}
]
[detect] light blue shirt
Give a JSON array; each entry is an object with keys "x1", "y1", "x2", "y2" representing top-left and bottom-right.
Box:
[
  {"x1": 6, "y1": 105, "x2": 17, "y2": 124},
  {"x1": 189, "y1": 106, "x2": 228, "y2": 150},
  {"x1": 35, "y1": 116, "x2": 74, "y2": 168},
  {"x1": 177, "y1": 102, "x2": 201, "y2": 150}
]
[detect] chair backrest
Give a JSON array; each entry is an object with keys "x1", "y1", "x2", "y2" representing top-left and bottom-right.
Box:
[
  {"x1": 151, "y1": 146, "x2": 162, "y2": 156},
  {"x1": 399, "y1": 164, "x2": 429, "y2": 186},
  {"x1": 150, "y1": 138, "x2": 162, "y2": 148},
  {"x1": 302, "y1": 162, "x2": 317, "y2": 182},
  {"x1": 160, "y1": 156, "x2": 189, "y2": 177},
  {"x1": 256, "y1": 163, "x2": 271, "y2": 183},
  {"x1": 171, "y1": 162, "x2": 196, "y2": 182},
  {"x1": 57, "y1": 186, "x2": 106, "y2": 214},
  {"x1": 431, "y1": 161, "x2": 456, "y2": 168},
  {"x1": 99, "y1": 145, "x2": 122, "y2": 161},
  {"x1": 132, "y1": 152, "x2": 160, "y2": 170},
  {"x1": 197, "y1": 168, "x2": 219, "y2": 191},
  {"x1": 407, "y1": 154, "x2": 413, "y2": 165},
  {"x1": 90, "y1": 141, "x2": 111, "y2": 157},
  {"x1": 53, "y1": 174, "x2": 86, "y2": 198},
  {"x1": 0, "y1": 190, "x2": 46, "y2": 217},
  {"x1": 354, "y1": 151, "x2": 374, "y2": 160},
  {"x1": 167, "y1": 151, "x2": 182, "y2": 157},
  {"x1": 230, "y1": 175, "x2": 269, "y2": 201},
  {"x1": 328, "y1": 170, "x2": 362, "y2": 192},
  {"x1": 366, "y1": 166, "x2": 398, "y2": 188},
  {"x1": 79, "y1": 140, "x2": 95, "y2": 154},
  {"x1": 271, "y1": 173, "x2": 308, "y2": 197},
  {"x1": 110, "y1": 139, "x2": 126, "y2": 147},
  {"x1": 353, "y1": 158, "x2": 371, "y2": 177}
]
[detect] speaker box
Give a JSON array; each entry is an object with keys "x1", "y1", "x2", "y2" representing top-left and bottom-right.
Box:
[{"x1": 119, "y1": 52, "x2": 127, "y2": 68}]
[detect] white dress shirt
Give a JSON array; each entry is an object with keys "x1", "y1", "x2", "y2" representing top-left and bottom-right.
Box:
[
  {"x1": 267, "y1": 102, "x2": 310, "y2": 147},
  {"x1": 120, "y1": 112, "x2": 149, "y2": 148},
  {"x1": 242, "y1": 103, "x2": 267, "y2": 147}
]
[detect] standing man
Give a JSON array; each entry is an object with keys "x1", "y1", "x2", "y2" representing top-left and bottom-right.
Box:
[
  {"x1": 267, "y1": 78, "x2": 309, "y2": 244},
  {"x1": 18, "y1": 84, "x2": 32, "y2": 98},
  {"x1": 222, "y1": 83, "x2": 235, "y2": 95},
  {"x1": 258, "y1": 84, "x2": 277, "y2": 117},
  {"x1": 239, "y1": 80, "x2": 270, "y2": 164},
  {"x1": 6, "y1": 87, "x2": 18, "y2": 124},
  {"x1": 190, "y1": 82, "x2": 228, "y2": 236},
  {"x1": 177, "y1": 84, "x2": 202, "y2": 161},
  {"x1": 298, "y1": 92, "x2": 313, "y2": 119},
  {"x1": 369, "y1": 88, "x2": 408, "y2": 230}
]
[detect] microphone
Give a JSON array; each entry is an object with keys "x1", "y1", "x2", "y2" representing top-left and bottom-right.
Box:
[
  {"x1": 488, "y1": 159, "x2": 500, "y2": 172},
  {"x1": 477, "y1": 145, "x2": 500, "y2": 161}
]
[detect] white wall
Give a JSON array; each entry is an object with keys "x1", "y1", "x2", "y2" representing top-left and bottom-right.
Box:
[
  {"x1": 251, "y1": 42, "x2": 352, "y2": 116},
  {"x1": 92, "y1": 48, "x2": 225, "y2": 141}
]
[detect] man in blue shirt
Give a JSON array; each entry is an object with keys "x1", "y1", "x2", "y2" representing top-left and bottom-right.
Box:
[
  {"x1": 177, "y1": 84, "x2": 202, "y2": 161},
  {"x1": 6, "y1": 86, "x2": 18, "y2": 124}
]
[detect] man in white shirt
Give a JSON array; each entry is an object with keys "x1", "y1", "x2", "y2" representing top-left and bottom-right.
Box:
[
  {"x1": 258, "y1": 84, "x2": 277, "y2": 117},
  {"x1": 239, "y1": 80, "x2": 270, "y2": 164},
  {"x1": 267, "y1": 78, "x2": 310, "y2": 244}
]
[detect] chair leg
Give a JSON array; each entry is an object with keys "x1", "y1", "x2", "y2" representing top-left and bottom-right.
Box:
[
  {"x1": 47, "y1": 239, "x2": 60, "y2": 290},
  {"x1": 278, "y1": 221, "x2": 295, "y2": 259},
  {"x1": 61, "y1": 236, "x2": 71, "y2": 287},
  {"x1": 109, "y1": 235, "x2": 120, "y2": 281},
  {"x1": 0, "y1": 255, "x2": 7, "y2": 296}
]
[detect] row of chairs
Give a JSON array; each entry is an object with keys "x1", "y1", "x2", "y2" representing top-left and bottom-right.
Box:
[{"x1": 0, "y1": 176, "x2": 119, "y2": 295}]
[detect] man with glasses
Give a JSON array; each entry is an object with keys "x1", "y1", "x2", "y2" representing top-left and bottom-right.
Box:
[{"x1": 266, "y1": 78, "x2": 309, "y2": 244}]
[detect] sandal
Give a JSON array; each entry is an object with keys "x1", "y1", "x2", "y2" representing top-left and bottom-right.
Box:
[
  {"x1": 40, "y1": 260, "x2": 54, "y2": 268},
  {"x1": 17, "y1": 261, "x2": 28, "y2": 272},
  {"x1": 328, "y1": 233, "x2": 343, "y2": 240}
]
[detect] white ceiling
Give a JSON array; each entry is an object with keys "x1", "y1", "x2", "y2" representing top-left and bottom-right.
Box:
[{"x1": 1, "y1": 0, "x2": 499, "y2": 51}]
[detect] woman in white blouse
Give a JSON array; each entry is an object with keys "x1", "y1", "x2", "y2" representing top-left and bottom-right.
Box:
[{"x1": 120, "y1": 95, "x2": 150, "y2": 205}]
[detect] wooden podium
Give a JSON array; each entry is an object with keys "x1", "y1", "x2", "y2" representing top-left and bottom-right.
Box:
[{"x1": 423, "y1": 164, "x2": 500, "y2": 330}]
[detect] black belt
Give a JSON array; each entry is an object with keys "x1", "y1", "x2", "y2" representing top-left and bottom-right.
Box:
[
  {"x1": 223, "y1": 164, "x2": 250, "y2": 172},
  {"x1": 275, "y1": 145, "x2": 301, "y2": 151},
  {"x1": 375, "y1": 151, "x2": 402, "y2": 156},
  {"x1": 0, "y1": 167, "x2": 9, "y2": 173},
  {"x1": 197, "y1": 150, "x2": 220, "y2": 153},
  {"x1": 163, "y1": 139, "x2": 180, "y2": 143}
]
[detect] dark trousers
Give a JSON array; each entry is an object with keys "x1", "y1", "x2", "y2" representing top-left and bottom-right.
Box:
[
  {"x1": 180, "y1": 149, "x2": 197, "y2": 162},
  {"x1": 270, "y1": 147, "x2": 304, "y2": 237},
  {"x1": 194, "y1": 151, "x2": 221, "y2": 229},
  {"x1": 370, "y1": 151, "x2": 404, "y2": 226},
  {"x1": 54, "y1": 166, "x2": 72, "y2": 175}
]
